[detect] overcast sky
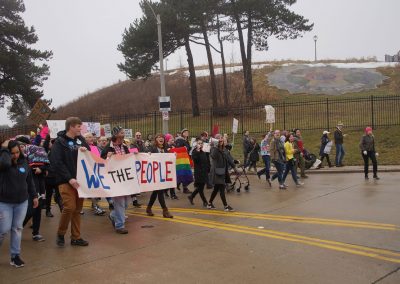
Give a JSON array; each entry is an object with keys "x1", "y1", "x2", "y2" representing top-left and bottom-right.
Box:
[{"x1": 1, "y1": 0, "x2": 399, "y2": 126}]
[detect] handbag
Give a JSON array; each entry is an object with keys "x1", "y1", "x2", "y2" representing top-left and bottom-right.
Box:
[{"x1": 215, "y1": 167, "x2": 225, "y2": 176}]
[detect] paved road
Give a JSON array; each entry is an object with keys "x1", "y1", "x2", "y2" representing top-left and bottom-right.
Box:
[{"x1": 1, "y1": 172, "x2": 399, "y2": 284}]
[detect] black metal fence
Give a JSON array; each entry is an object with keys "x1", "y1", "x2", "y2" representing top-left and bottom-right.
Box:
[{"x1": 1, "y1": 95, "x2": 400, "y2": 138}]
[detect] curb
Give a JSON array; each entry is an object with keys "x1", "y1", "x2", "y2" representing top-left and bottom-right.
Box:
[{"x1": 247, "y1": 167, "x2": 400, "y2": 175}]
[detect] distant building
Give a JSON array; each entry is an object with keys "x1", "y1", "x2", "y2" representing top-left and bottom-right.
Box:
[{"x1": 385, "y1": 50, "x2": 400, "y2": 62}]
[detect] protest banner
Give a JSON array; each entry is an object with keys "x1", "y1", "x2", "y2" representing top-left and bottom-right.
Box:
[
  {"x1": 81, "y1": 122, "x2": 101, "y2": 137},
  {"x1": 76, "y1": 151, "x2": 177, "y2": 198},
  {"x1": 47, "y1": 120, "x2": 66, "y2": 138}
]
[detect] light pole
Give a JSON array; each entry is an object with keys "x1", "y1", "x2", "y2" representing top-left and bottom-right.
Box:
[
  {"x1": 146, "y1": 1, "x2": 168, "y2": 134},
  {"x1": 313, "y1": 35, "x2": 318, "y2": 62}
]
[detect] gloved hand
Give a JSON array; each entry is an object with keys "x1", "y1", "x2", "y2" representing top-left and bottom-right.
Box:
[{"x1": 363, "y1": 151, "x2": 367, "y2": 155}]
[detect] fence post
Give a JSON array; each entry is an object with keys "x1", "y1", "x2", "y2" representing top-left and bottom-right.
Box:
[
  {"x1": 326, "y1": 98, "x2": 330, "y2": 131},
  {"x1": 180, "y1": 110, "x2": 183, "y2": 131},
  {"x1": 210, "y1": 108, "x2": 213, "y2": 134},
  {"x1": 283, "y1": 102, "x2": 286, "y2": 130},
  {"x1": 153, "y1": 111, "x2": 157, "y2": 134},
  {"x1": 371, "y1": 95, "x2": 374, "y2": 129},
  {"x1": 240, "y1": 107, "x2": 244, "y2": 134}
]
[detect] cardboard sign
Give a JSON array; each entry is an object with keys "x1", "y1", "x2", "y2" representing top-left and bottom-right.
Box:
[
  {"x1": 124, "y1": 129, "x2": 133, "y2": 139},
  {"x1": 29, "y1": 99, "x2": 52, "y2": 125},
  {"x1": 101, "y1": 124, "x2": 112, "y2": 138},
  {"x1": 77, "y1": 151, "x2": 177, "y2": 198},
  {"x1": 265, "y1": 105, "x2": 276, "y2": 123},
  {"x1": 82, "y1": 122, "x2": 101, "y2": 137}
]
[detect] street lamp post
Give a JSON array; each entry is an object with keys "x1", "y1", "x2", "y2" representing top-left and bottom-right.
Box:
[
  {"x1": 313, "y1": 35, "x2": 318, "y2": 62},
  {"x1": 146, "y1": 2, "x2": 168, "y2": 134}
]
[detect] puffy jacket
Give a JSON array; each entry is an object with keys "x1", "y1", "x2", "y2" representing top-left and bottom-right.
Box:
[
  {"x1": 50, "y1": 130, "x2": 90, "y2": 185},
  {"x1": 0, "y1": 149, "x2": 37, "y2": 203}
]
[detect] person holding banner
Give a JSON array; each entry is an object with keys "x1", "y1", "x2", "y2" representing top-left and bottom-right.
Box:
[
  {"x1": 146, "y1": 134, "x2": 173, "y2": 218},
  {"x1": 207, "y1": 134, "x2": 234, "y2": 212},
  {"x1": 101, "y1": 126, "x2": 134, "y2": 234},
  {"x1": 50, "y1": 117, "x2": 90, "y2": 247}
]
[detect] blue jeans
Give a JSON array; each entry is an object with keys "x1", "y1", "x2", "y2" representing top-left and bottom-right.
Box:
[
  {"x1": 257, "y1": 155, "x2": 271, "y2": 179},
  {"x1": 271, "y1": 161, "x2": 285, "y2": 185},
  {"x1": 0, "y1": 200, "x2": 29, "y2": 257},
  {"x1": 110, "y1": 196, "x2": 128, "y2": 229},
  {"x1": 335, "y1": 144, "x2": 345, "y2": 166},
  {"x1": 282, "y1": 159, "x2": 299, "y2": 184}
]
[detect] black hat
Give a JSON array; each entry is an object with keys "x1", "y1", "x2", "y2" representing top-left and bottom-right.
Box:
[
  {"x1": 15, "y1": 136, "x2": 31, "y2": 145},
  {"x1": 112, "y1": 126, "x2": 123, "y2": 136}
]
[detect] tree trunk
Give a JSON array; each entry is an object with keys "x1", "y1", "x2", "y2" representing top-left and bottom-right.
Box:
[
  {"x1": 245, "y1": 13, "x2": 254, "y2": 104},
  {"x1": 201, "y1": 23, "x2": 218, "y2": 110},
  {"x1": 184, "y1": 37, "x2": 200, "y2": 117},
  {"x1": 217, "y1": 15, "x2": 229, "y2": 107},
  {"x1": 232, "y1": 3, "x2": 249, "y2": 104}
]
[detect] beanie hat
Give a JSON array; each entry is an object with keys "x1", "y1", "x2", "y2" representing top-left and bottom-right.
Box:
[
  {"x1": 181, "y1": 128, "x2": 189, "y2": 135},
  {"x1": 365, "y1": 126, "x2": 372, "y2": 134},
  {"x1": 15, "y1": 135, "x2": 31, "y2": 145},
  {"x1": 164, "y1": 133, "x2": 173, "y2": 143},
  {"x1": 112, "y1": 126, "x2": 123, "y2": 136}
]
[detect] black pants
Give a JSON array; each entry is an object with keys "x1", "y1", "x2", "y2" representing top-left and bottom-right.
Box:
[
  {"x1": 320, "y1": 154, "x2": 332, "y2": 167},
  {"x1": 164, "y1": 188, "x2": 176, "y2": 197},
  {"x1": 362, "y1": 151, "x2": 378, "y2": 177},
  {"x1": 190, "y1": 183, "x2": 208, "y2": 204},
  {"x1": 23, "y1": 197, "x2": 43, "y2": 236},
  {"x1": 45, "y1": 183, "x2": 63, "y2": 212},
  {"x1": 209, "y1": 184, "x2": 227, "y2": 207},
  {"x1": 148, "y1": 190, "x2": 167, "y2": 209}
]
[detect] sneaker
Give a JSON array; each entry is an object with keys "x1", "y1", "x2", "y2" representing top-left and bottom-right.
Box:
[
  {"x1": 207, "y1": 203, "x2": 216, "y2": 210},
  {"x1": 132, "y1": 200, "x2": 142, "y2": 208},
  {"x1": 32, "y1": 235, "x2": 45, "y2": 242},
  {"x1": 171, "y1": 195, "x2": 179, "y2": 200},
  {"x1": 373, "y1": 176, "x2": 380, "y2": 180},
  {"x1": 46, "y1": 210, "x2": 54, "y2": 217},
  {"x1": 10, "y1": 255, "x2": 25, "y2": 268},
  {"x1": 188, "y1": 195, "x2": 194, "y2": 205},
  {"x1": 115, "y1": 228, "x2": 129, "y2": 234},
  {"x1": 108, "y1": 214, "x2": 115, "y2": 228},
  {"x1": 203, "y1": 202, "x2": 208, "y2": 208},
  {"x1": 279, "y1": 185, "x2": 287, "y2": 190},
  {"x1": 296, "y1": 182, "x2": 304, "y2": 187},
  {"x1": 56, "y1": 235, "x2": 65, "y2": 247},
  {"x1": 93, "y1": 206, "x2": 106, "y2": 216},
  {"x1": 71, "y1": 238, "x2": 89, "y2": 246},
  {"x1": 224, "y1": 205, "x2": 235, "y2": 212}
]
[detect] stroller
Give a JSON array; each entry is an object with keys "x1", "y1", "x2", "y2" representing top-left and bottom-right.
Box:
[{"x1": 303, "y1": 149, "x2": 320, "y2": 169}]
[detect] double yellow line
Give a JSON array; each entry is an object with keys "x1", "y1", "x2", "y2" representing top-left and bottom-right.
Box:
[
  {"x1": 151, "y1": 206, "x2": 399, "y2": 231},
  {"x1": 127, "y1": 210, "x2": 400, "y2": 264}
]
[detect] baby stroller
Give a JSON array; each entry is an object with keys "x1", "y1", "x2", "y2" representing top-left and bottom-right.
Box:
[
  {"x1": 227, "y1": 160, "x2": 250, "y2": 193},
  {"x1": 303, "y1": 149, "x2": 320, "y2": 169}
]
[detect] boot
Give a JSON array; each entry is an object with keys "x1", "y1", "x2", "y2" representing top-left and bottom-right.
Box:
[
  {"x1": 146, "y1": 206, "x2": 154, "y2": 216},
  {"x1": 162, "y1": 208, "x2": 173, "y2": 218}
]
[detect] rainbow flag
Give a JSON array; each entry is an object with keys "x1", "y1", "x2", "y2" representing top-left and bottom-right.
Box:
[{"x1": 169, "y1": 147, "x2": 193, "y2": 186}]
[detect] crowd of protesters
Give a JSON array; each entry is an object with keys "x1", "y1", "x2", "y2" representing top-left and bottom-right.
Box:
[{"x1": 0, "y1": 117, "x2": 380, "y2": 268}]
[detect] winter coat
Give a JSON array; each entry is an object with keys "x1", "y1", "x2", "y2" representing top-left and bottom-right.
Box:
[
  {"x1": 242, "y1": 135, "x2": 251, "y2": 154},
  {"x1": 248, "y1": 143, "x2": 260, "y2": 162},
  {"x1": 319, "y1": 134, "x2": 330, "y2": 156},
  {"x1": 50, "y1": 130, "x2": 90, "y2": 185},
  {"x1": 334, "y1": 128, "x2": 344, "y2": 145},
  {"x1": 0, "y1": 149, "x2": 37, "y2": 204},
  {"x1": 359, "y1": 135, "x2": 375, "y2": 152},
  {"x1": 191, "y1": 149, "x2": 210, "y2": 184},
  {"x1": 269, "y1": 138, "x2": 285, "y2": 163},
  {"x1": 101, "y1": 141, "x2": 130, "y2": 159},
  {"x1": 209, "y1": 147, "x2": 231, "y2": 185}
]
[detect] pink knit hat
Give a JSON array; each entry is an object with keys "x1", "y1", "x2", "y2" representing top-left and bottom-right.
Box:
[
  {"x1": 365, "y1": 127, "x2": 372, "y2": 134},
  {"x1": 164, "y1": 133, "x2": 173, "y2": 143}
]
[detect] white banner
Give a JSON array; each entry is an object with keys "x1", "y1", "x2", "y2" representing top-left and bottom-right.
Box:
[
  {"x1": 77, "y1": 151, "x2": 177, "y2": 198},
  {"x1": 265, "y1": 105, "x2": 276, "y2": 123}
]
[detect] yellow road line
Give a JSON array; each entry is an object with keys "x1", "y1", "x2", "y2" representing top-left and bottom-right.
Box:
[{"x1": 127, "y1": 211, "x2": 400, "y2": 264}]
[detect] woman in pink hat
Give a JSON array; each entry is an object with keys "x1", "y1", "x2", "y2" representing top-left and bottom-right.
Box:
[{"x1": 359, "y1": 127, "x2": 379, "y2": 180}]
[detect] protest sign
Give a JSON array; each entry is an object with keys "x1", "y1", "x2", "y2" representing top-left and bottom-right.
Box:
[
  {"x1": 29, "y1": 99, "x2": 52, "y2": 125},
  {"x1": 47, "y1": 120, "x2": 66, "y2": 138},
  {"x1": 124, "y1": 129, "x2": 133, "y2": 139},
  {"x1": 77, "y1": 151, "x2": 177, "y2": 198},
  {"x1": 202, "y1": 142, "x2": 210, "y2": 153},
  {"x1": 101, "y1": 124, "x2": 112, "y2": 138},
  {"x1": 82, "y1": 122, "x2": 101, "y2": 137},
  {"x1": 232, "y1": 118, "x2": 239, "y2": 134},
  {"x1": 265, "y1": 105, "x2": 276, "y2": 123}
]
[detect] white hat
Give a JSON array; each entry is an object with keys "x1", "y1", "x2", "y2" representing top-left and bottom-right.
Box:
[{"x1": 323, "y1": 130, "x2": 330, "y2": 135}]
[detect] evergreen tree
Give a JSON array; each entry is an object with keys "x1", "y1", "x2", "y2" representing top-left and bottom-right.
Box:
[{"x1": 0, "y1": 0, "x2": 52, "y2": 121}]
